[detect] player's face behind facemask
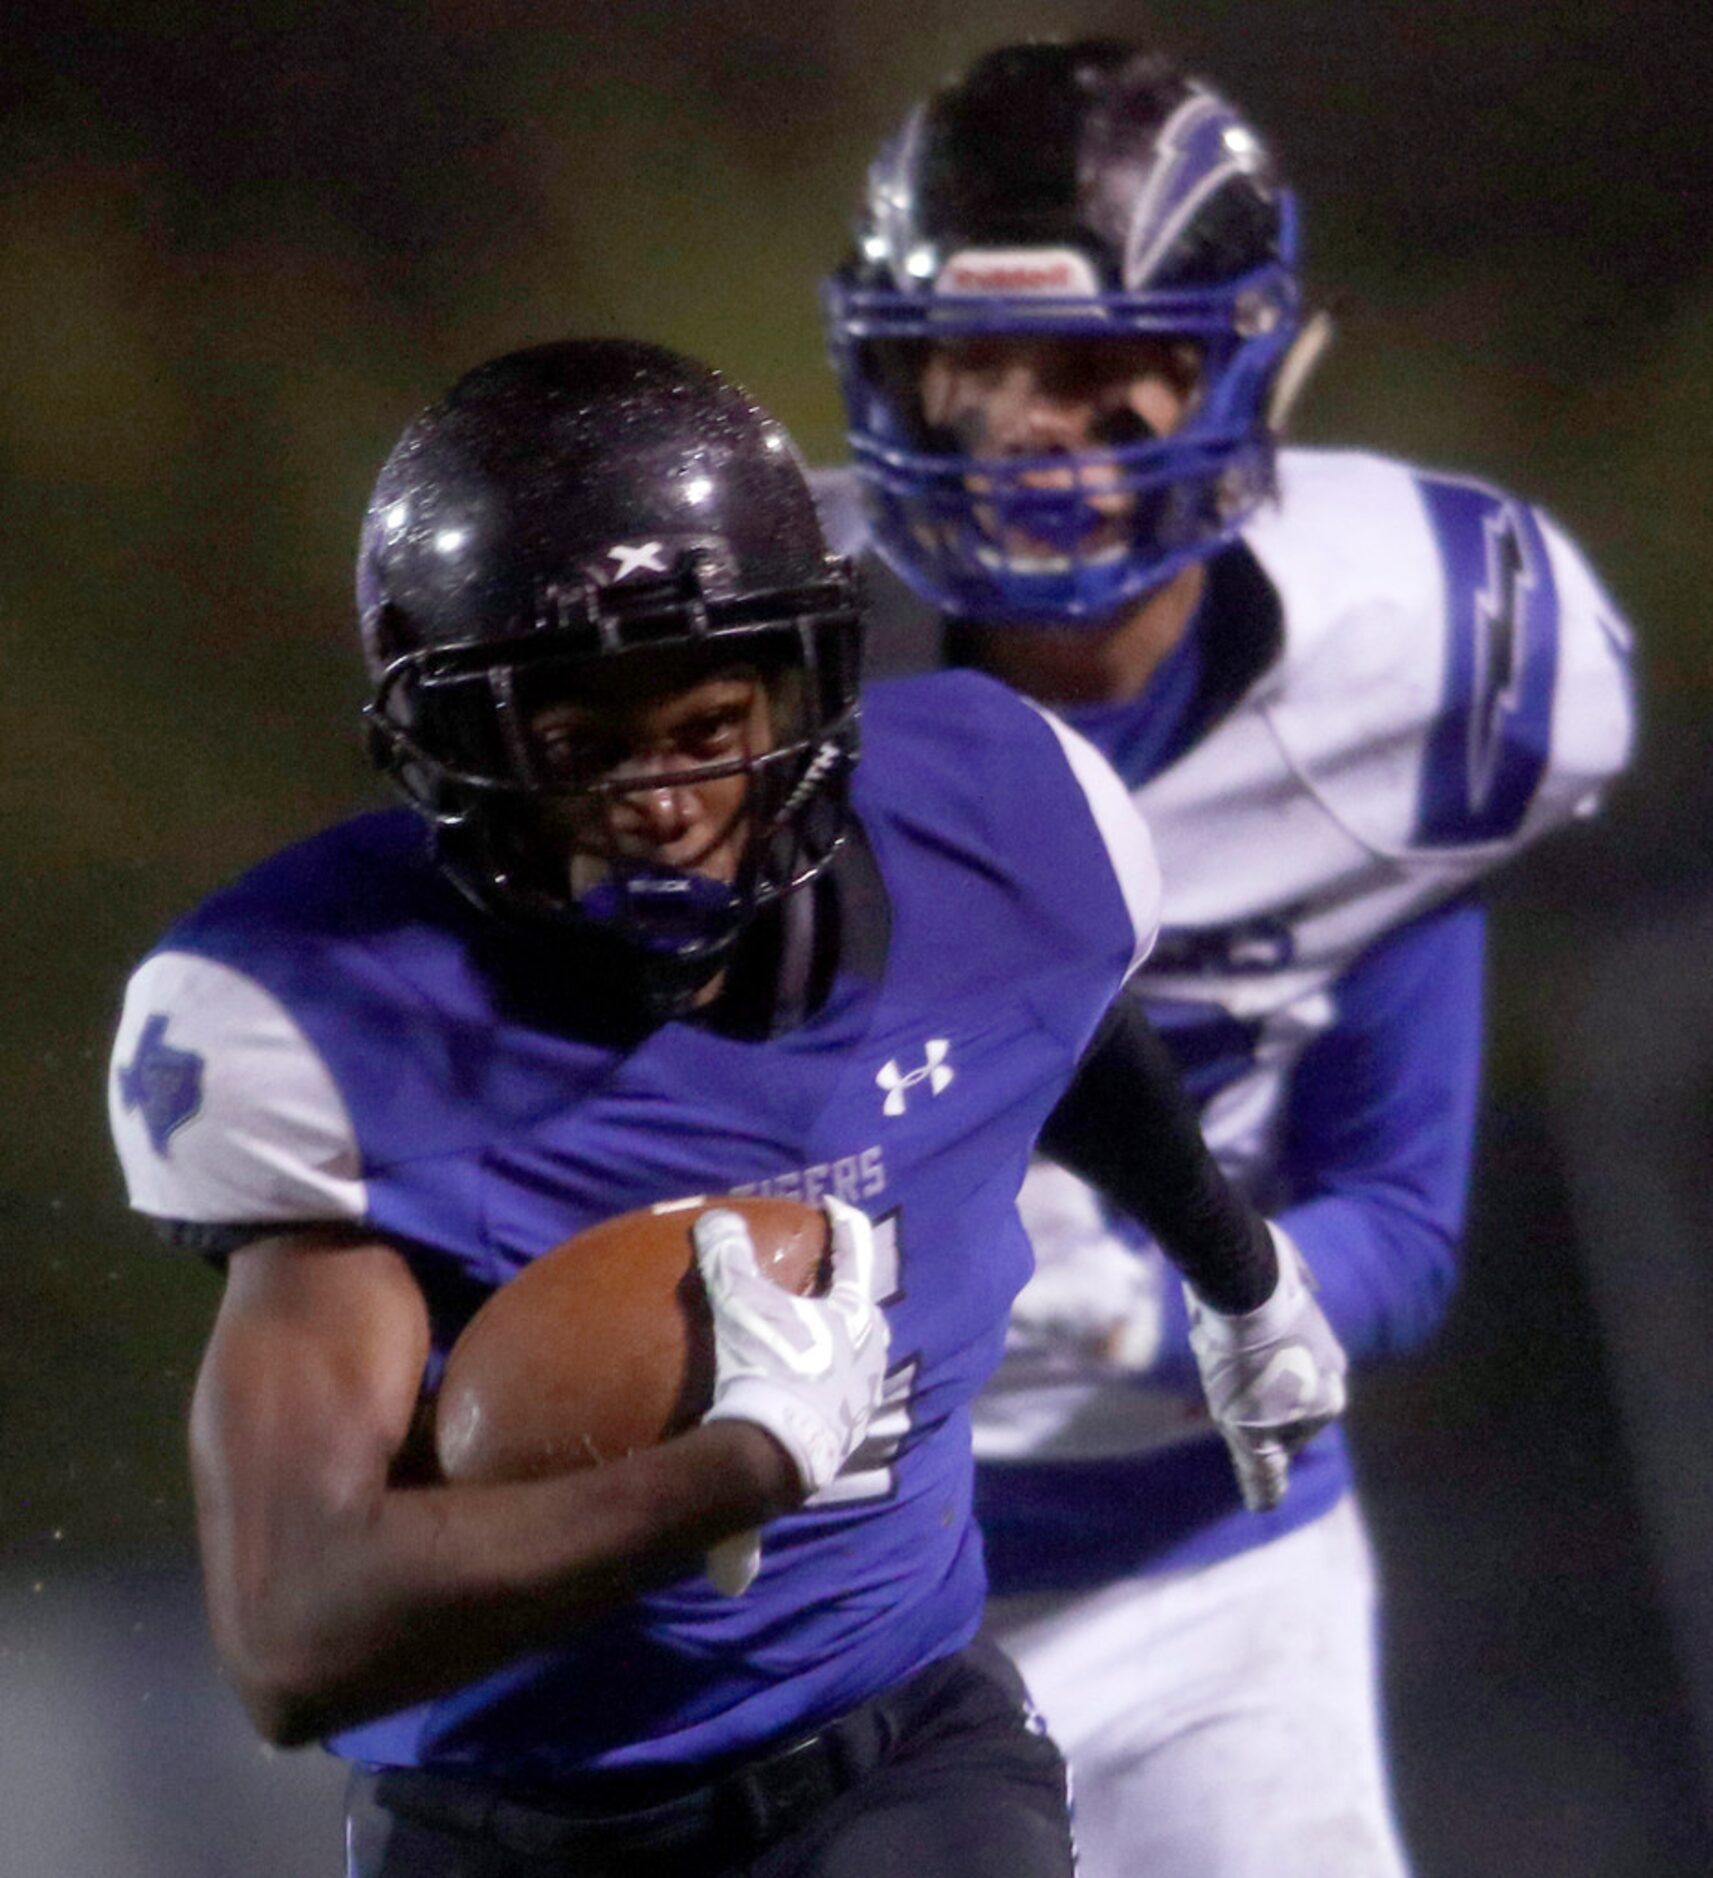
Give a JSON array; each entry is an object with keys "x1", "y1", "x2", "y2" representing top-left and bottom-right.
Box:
[
  {"x1": 357, "y1": 339, "x2": 863, "y2": 1011},
  {"x1": 501, "y1": 647, "x2": 807, "y2": 965},
  {"x1": 825, "y1": 40, "x2": 1322, "y2": 627},
  {"x1": 911, "y1": 331, "x2": 1202, "y2": 578}
]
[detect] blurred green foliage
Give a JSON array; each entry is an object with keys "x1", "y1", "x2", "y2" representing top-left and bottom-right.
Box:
[{"x1": 2, "y1": 1, "x2": 1706, "y2": 1556}]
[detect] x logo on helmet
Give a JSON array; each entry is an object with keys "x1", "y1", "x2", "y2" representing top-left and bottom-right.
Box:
[{"x1": 607, "y1": 541, "x2": 669, "y2": 582}]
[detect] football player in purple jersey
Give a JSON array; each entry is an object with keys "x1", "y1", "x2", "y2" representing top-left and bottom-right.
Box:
[
  {"x1": 108, "y1": 338, "x2": 1345, "y2": 1875},
  {"x1": 819, "y1": 40, "x2": 1636, "y2": 1877}
]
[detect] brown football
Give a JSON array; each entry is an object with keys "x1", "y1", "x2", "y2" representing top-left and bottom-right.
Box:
[{"x1": 434, "y1": 1195, "x2": 828, "y2": 1484}]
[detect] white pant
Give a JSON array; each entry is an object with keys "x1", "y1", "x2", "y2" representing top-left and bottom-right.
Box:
[{"x1": 988, "y1": 1499, "x2": 1410, "y2": 1878}]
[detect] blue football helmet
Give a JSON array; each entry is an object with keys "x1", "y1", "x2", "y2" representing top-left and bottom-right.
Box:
[{"x1": 825, "y1": 42, "x2": 1312, "y2": 625}]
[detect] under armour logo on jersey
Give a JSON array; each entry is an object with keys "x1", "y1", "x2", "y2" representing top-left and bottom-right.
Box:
[
  {"x1": 606, "y1": 541, "x2": 669, "y2": 582},
  {"x1": 876, "y1": 1040, "x2": 954, "y2": 1117},
  {"x1": 118, "y1": 1013, "x2": 205, "y2": 1157}
]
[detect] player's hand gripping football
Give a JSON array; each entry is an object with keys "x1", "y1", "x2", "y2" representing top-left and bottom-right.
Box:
[
  {"x1": 1185, "y1": 1224, "x2": 1348, "y2": 1513},
  {"x1": 695, "y1": 1197, "x2": 890, "y2": 1592}
]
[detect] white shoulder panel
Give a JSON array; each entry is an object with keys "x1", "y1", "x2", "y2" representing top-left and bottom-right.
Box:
[
  {"x1": 108, "y1": 949, "x2": 367, "y2": 1225},
  {"x1": 1028, "y1": 703, "x2": 1163, "y2": 976},
  {"x1": 1246, "y1": 448, "x2": 1443, "y2": 676},
  {"x1": 1242, "y1": 448, "x2": 1457, "y2": 863}
]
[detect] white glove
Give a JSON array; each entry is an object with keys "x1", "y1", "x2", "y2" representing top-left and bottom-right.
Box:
[
  {"x1": 1185, "y1": 1223, "x2": 1348, "y2": 1513},
  {"x1": 695, "y1": 1197, "x2": 890, "y2": 1591}
]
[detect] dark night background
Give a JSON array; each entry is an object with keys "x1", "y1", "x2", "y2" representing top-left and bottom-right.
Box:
[{"x1": 3, "y1": 5, "x2": 1711, "y2": 1872}]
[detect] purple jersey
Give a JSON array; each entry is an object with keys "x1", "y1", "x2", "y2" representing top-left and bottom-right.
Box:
[{"x1": 109, "y1": 670, "x2": 1160, "y2": 1784}]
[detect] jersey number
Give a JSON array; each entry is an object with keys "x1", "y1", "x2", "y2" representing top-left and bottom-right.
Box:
[{"x1": 809, "y1": 1210, "x2": 919, "y2": 1506}]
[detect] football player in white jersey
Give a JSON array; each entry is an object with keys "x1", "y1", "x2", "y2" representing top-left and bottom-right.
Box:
[{"x1": 818, "y1": 40, "x2": 1637, "y2": 1878}]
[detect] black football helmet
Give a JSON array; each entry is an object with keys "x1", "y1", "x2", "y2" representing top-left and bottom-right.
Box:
[
  {"x1": 359, "y1": 340, "x2": 862, "y2": 1001},
  {"x1": 826, "y1": 41, "x2": 1323, "y2": 623}
]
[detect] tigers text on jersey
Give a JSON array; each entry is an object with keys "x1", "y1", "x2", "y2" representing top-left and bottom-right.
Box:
[
  {"x1": 108, "y1": 669, "x2": 1158, "y2": 1783},
  {"x1": 817, "y1": 448, "x2": 1635, "y2": 1586}
]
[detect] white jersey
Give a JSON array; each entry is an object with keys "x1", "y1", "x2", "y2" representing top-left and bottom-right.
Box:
[
  {"x1": 1111, "y1": 445, "x2": 1627, "y2": 1163},
  {"x1": 819, "y1": 448, "x2": 1634, "y2": 1525}
]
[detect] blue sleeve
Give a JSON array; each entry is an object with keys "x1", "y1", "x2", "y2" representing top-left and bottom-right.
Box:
[
  {"x1": 1144, "y1": 895, "x2": 1486, "y2": 1378},
  {"x1": 1275, "y1": 895, "x2": 1486, "y2": 1358}
]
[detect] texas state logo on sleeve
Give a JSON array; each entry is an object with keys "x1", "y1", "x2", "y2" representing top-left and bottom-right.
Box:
[{"x1": 115, "y1": 1012, "x2": 206, "y2": 1157}]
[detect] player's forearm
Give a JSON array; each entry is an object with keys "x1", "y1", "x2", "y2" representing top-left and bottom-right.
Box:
[
  {"x1": 1268, "y1": 898, "x2": 1484, "y2": 1361},
  {"x1": 1040, "y1": 987, "x2": 1278, "y2": 1312},
  {"x1": 206, "y1": 1419, "x2": 797, "y2": 1747}
]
